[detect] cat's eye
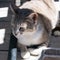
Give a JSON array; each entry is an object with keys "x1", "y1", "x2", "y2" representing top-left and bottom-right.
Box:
[{"x1": 19, "y1": 27, "x2": 25, "y2": 32}]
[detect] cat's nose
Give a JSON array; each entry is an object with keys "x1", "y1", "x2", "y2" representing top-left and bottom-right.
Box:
[{"x1": 19, "y1": 27, "x2": 25, "y2": 32}]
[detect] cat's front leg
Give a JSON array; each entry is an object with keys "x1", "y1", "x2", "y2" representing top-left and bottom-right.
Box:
[
  {"x1": 18, "y1": 44, "x2": 30, "y2": 59},
  {"x1": 29, "y1": 45, "x2": 47, "y2": 57}
]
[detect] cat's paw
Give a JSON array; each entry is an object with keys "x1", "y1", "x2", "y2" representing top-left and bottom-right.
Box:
[
  {"x1": 21, "y1": 51, "x2": 30, "y2": 59},
  {"x1": 30, "y1": 46, "x2": 47, "y2": 56},
  {"x1": 30, "y1": 49, "x2": 40, "y2": 56}
]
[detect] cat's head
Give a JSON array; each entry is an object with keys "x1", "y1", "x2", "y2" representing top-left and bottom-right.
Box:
[
  {"x1": 11, "y1": 8, "x2": 40, "y2": 36},
  {"x1": 10, "y1": 4, "x2": 52, "y2": 37}
]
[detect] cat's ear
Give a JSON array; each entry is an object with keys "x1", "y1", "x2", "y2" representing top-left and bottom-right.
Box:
[
  {"x1": 29, "y1": 13, "x2": 38, "y2": 24},
  {"x1": 10, "y1": 3, "x2": 19, "y2": 14}
]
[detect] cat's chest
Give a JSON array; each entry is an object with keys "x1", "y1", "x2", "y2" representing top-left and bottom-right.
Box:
[{"x1": 16, "y1": 30, "x2": 43, "y2": 46}]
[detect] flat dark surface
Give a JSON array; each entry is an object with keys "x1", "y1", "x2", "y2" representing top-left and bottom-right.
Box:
[
  {"x1": 54, "y1": 0, "x2": 59, "y2": 2},
  {"x1": 0, "y1": 22, "x2": 11, "y2": 50},
  {"x1": 0, "y1": 2, "x2": 10, "y2": 7},
  {"x1": 0, "y1": 51, "x2": 8, "y2": 60},
  {"x1": 42, "y1": 49, "x2": 60, "y2": 60},
  {"x1": 43, "y1": 57, "x2": 60, "y2": 60},
  {"x1": 0, "y1": 0, "x2": 11, "y2": 2},
  {"x1": 48, "y1": 36, "x2": 60, "y2": 48}
]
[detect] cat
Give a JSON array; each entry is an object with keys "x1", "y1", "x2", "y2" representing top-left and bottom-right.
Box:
[{"x1": 10, "y1": 0, "x2": 58, "y2": 59}]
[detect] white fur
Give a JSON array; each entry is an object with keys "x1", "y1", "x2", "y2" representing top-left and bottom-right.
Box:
[
  {"x1": 16, "y1": 27, "x2": 44, "y2": 46},
  {"x1": 21, "y1": 51, "x2": 30, "y2": 59}
]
